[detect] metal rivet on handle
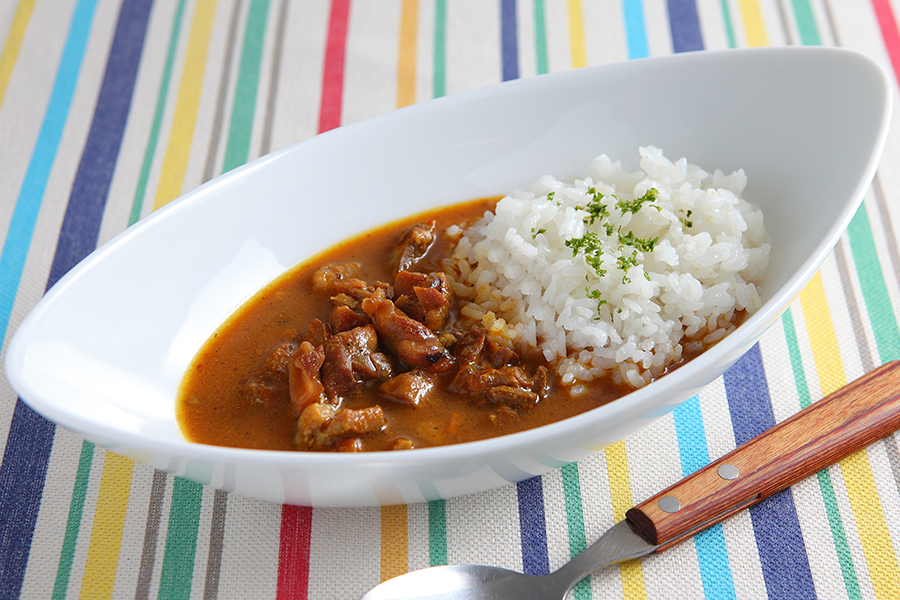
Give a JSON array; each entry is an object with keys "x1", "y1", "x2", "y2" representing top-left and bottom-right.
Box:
[
  {"x1": 658, "y1": 495, "x2": 681, "y2": 513},
  {"x1": 717, "y1": 464, "x2": 740, "y2": 480}
]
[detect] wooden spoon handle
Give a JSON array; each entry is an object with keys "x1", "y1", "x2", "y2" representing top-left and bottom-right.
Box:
[{"x1": 625, "y1": 360, "x2": 900, "y2": 550}]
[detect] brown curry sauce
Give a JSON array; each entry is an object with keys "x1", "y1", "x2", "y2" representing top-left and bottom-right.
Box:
[{"x1": 177, "y1": 198, "x2": 626, "y2": 452}]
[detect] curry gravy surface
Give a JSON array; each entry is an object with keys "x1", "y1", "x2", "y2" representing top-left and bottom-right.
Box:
[{"x1": 177, "y1": 198, "x2": 625, "y2": 451}]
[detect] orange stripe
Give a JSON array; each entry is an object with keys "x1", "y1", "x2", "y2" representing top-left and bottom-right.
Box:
[
  {"x1": 396, "y1": 0, "x2": 418, "y2": 108},
  {"x1": 379, "y1": 0, "x2": 418, "y2": 582},
  {"x1": 381, "y1": 505, "x2": 408, "y2": 581}
]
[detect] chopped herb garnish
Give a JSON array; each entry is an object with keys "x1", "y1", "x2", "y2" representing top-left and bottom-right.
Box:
[
  {"x1": 582, "y1": 187, "x2": 610, "y2": 225},
  {"x1": 616, "y1": 250, "x2": 638, "y2": 271},
  {"x1": 585, "y1": 287, "x2": 608, "y2": 314},
  {"x1": 634, "y1": 236, "x2": 659, "y2": 252},
  {"x1": 680, "y1": 209, "x2": 693, "y2": 228},
  {"x1": 617, "y1": 250, "x2": 638, "y2": 284},
  {"x1": 617, "y1": 229, "x2": 658, "y2": 253},
  {"x1": 531, "y1": 227, "x2": 546, "y2": 239},
  {"x1": 566, "y1": 232, "x2": 606, "y2": 277},
  {"x1": 561, "y1": 187, "x2": 664, "y2": 314},
  {"x1": 616, "y1": 188, "x2": 658, "y2": 215}
]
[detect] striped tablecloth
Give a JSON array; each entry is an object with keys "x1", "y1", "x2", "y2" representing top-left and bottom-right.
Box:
[{"x1": 2, "y1": 1, "x2": 900, "y2": 598}]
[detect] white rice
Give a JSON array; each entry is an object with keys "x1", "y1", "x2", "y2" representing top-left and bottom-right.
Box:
[{"x1": 444, "y1": 146, "x2": 771, "y2": 390}]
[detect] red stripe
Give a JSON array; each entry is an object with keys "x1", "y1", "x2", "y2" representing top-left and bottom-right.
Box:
[
  {"x1": 872, "y1": 0, "x2": 900, "y2": 86},
  {"x1": 281, "y1": 5, "x2": 348, "y2": 593},
  {"x1": 318, "y1": 0, "x2": 351, "y2": 133},
  {"x1": 277, "y1": 505, "x2": 314, "y2": 599}
]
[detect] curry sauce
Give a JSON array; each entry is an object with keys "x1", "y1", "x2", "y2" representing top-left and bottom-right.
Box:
[{"x1": 177, "y1": 198, "x2": 625, "y2": 452}]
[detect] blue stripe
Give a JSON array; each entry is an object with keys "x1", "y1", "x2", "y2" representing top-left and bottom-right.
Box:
[
  {"x1": 0, "y1": 1, "x2": 153, "y2": 595},
  {"x1": 672, "y1": 397, "x2": 736, "y2": 600},
  {"x1": 0, "y1": 0, "x2": 99, "y2": 346},
  {"x1": 503, "y1": 2, "x2": 540, "y2": 576},
  {"x1": 622, "y1": 0, "x2": 649, "y2": 58},
  {"x1": 723, "y1": 345, "x2": 817, "y2": 599},
  {"x1": 667, "y1": 0, "x2": 704, "y2": 52},
  {"x1": 516, "y1": 477, "x2": 550, "y2": 575},
  {"x1": 0, "y1": 0, "x2": 99, "y2": 592},
  {"x1": 48, "y1": 0, "x2": 155, "y2": 287},
  {"x1": 501, "y1": 0, "x2": 519, "y2": 81}
]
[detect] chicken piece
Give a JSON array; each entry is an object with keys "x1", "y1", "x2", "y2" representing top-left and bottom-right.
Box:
[
  {"x1": 392, "y1": 438, "x2": 414, "y2": 450},
  {"x1": 393, "y1": 270, "x2": 452, "y2": 331},
  {"x1": 361, "y1": 288, "x2": 454, "y2": 373},
  {"x1": 326, "y1": 406, "x2": 387, "y2": 438},
  {"x1": 488, "y1": 405, "x2": 521, "y2": 427},
  {"x1": 486, "y1": 340, "x2": 519, "y2": 368},
  {"x1": 242, "y1": 342, "x2": 299, "y2": 405},
  {"x1": 303, "y1": 318, "x2": 330, "y2": 348},
  {"x1": 448, "y1": 364, "x2": 534, "y2": 396},
  {"x1": 484, "y1": 385, "x2": 539, "y2": 408},
  {"x1": 322, "y1": 325, "x2": 393, "y2": 397},
  {"x1": 390, "y1": 220, "x2": 436, "y2": 275},
  {"x1": 295, "y1": 403, "x2": 387, "y2": 451},
  {"x1": 532, "y1": 365, "x2": 551, "y2": 400},
  {"x1": 312, "y1": 263, "x2": 377, "y2": 301},
  {"x1": 264, "y1": 342, "x2": 299, "y2": 376},
  {"x1": 294, "y1": 402, "x2": 337, "y2": 449},
  {"x1": 288, "y1": 342, "x2": 326, "y2": 414},
  {"x1": 377, "y1": 370, "x2": 435, "y2": 406},
  {"x1": 334, "y1": 437, "x2": 364, "y2": 452},
  {"x1": 329, "y1": 305, "x2": 371, "y2": 333},
  {"x1": 452, "y1": 330, "x2": 486, "y2": 367}
]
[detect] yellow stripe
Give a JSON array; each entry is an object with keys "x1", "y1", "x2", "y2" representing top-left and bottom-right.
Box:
[
  {"x1": 396, "y1": 0, "x2": 418, "y2": 108},
  {"x1": 0, "y1": 0, "x2": 37, "y2": 111},
  {"x1": 79, "y1": 453, "x2": 135, "y2": 600},
  {"x1": 152, "y1": 0, "x2": 219, "y2": 210},
  {"x1": 798, "y1": 274, "x2": 843, "y2": 394},
  {"x1": 380, "y1": 505, "x2": 408, "y2": 581},
  {"x1": 605, "y1": 442, "x2": 646, "y2": 598},
  {"x1": 737, "y1": 0, "x2": 768, "y2": 47},
  {"x1": 799, "y1": 274, "x2": 900, "y2": 598},
  {"x1": 567, "y1": 0, "x2": 587, "y2": 68},
  {"x1": 381, "y1": 0, "x2": 418, "y2": 580}
]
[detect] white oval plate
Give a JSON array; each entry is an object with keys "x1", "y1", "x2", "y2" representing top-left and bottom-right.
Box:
[{"x1": 5, "y1": 47, "x2": 891, "y2": 507}]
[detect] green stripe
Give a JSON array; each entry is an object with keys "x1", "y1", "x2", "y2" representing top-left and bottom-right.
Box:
[
  {"x1": 433, "y1": 0, "x2": 446, "y2": 98},
  {"x1": 781, "y1": 310, "x2": 811, "y2": 409},
  {"x1": 52, "y1": 441, "x2": 95, "y2": 600},
  {"x1": 718, "y1": 0, "x2": 736, "y2": 48},
  {"x1": 847, "y1": 204, "x2": 900, "y2": 362},
  {"x1": 158, "y1": 478, "x2": 203, "y2": 600},
  {"x1": 221, "y1": 0, "x2": 272, "y2": 173},
  {"x1": 427, "y1": 499, "x2": 447, "y2": 566},
  {"x1": 128, "y1": 0, "x2": 189, "y2": 226},
  {"x1": 561, "y1": 463, "x2": 590, "y2": 599},
  {"x1": 781, "y1": 309, "x2": 861, "y2": 597},
  {"x1": 426, "y1": 0, "x2": 448, "y2": 558},
  {"x1": 790, "y1": 0, "x2": 820, "y2": 46},
  {"x1": 533, "y1": 0, "x2": 548, "y2": 75}
]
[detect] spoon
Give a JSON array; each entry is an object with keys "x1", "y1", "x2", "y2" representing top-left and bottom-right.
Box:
[{"x1": 361, "y1": 359, "x2": 900, "y2": 599}]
